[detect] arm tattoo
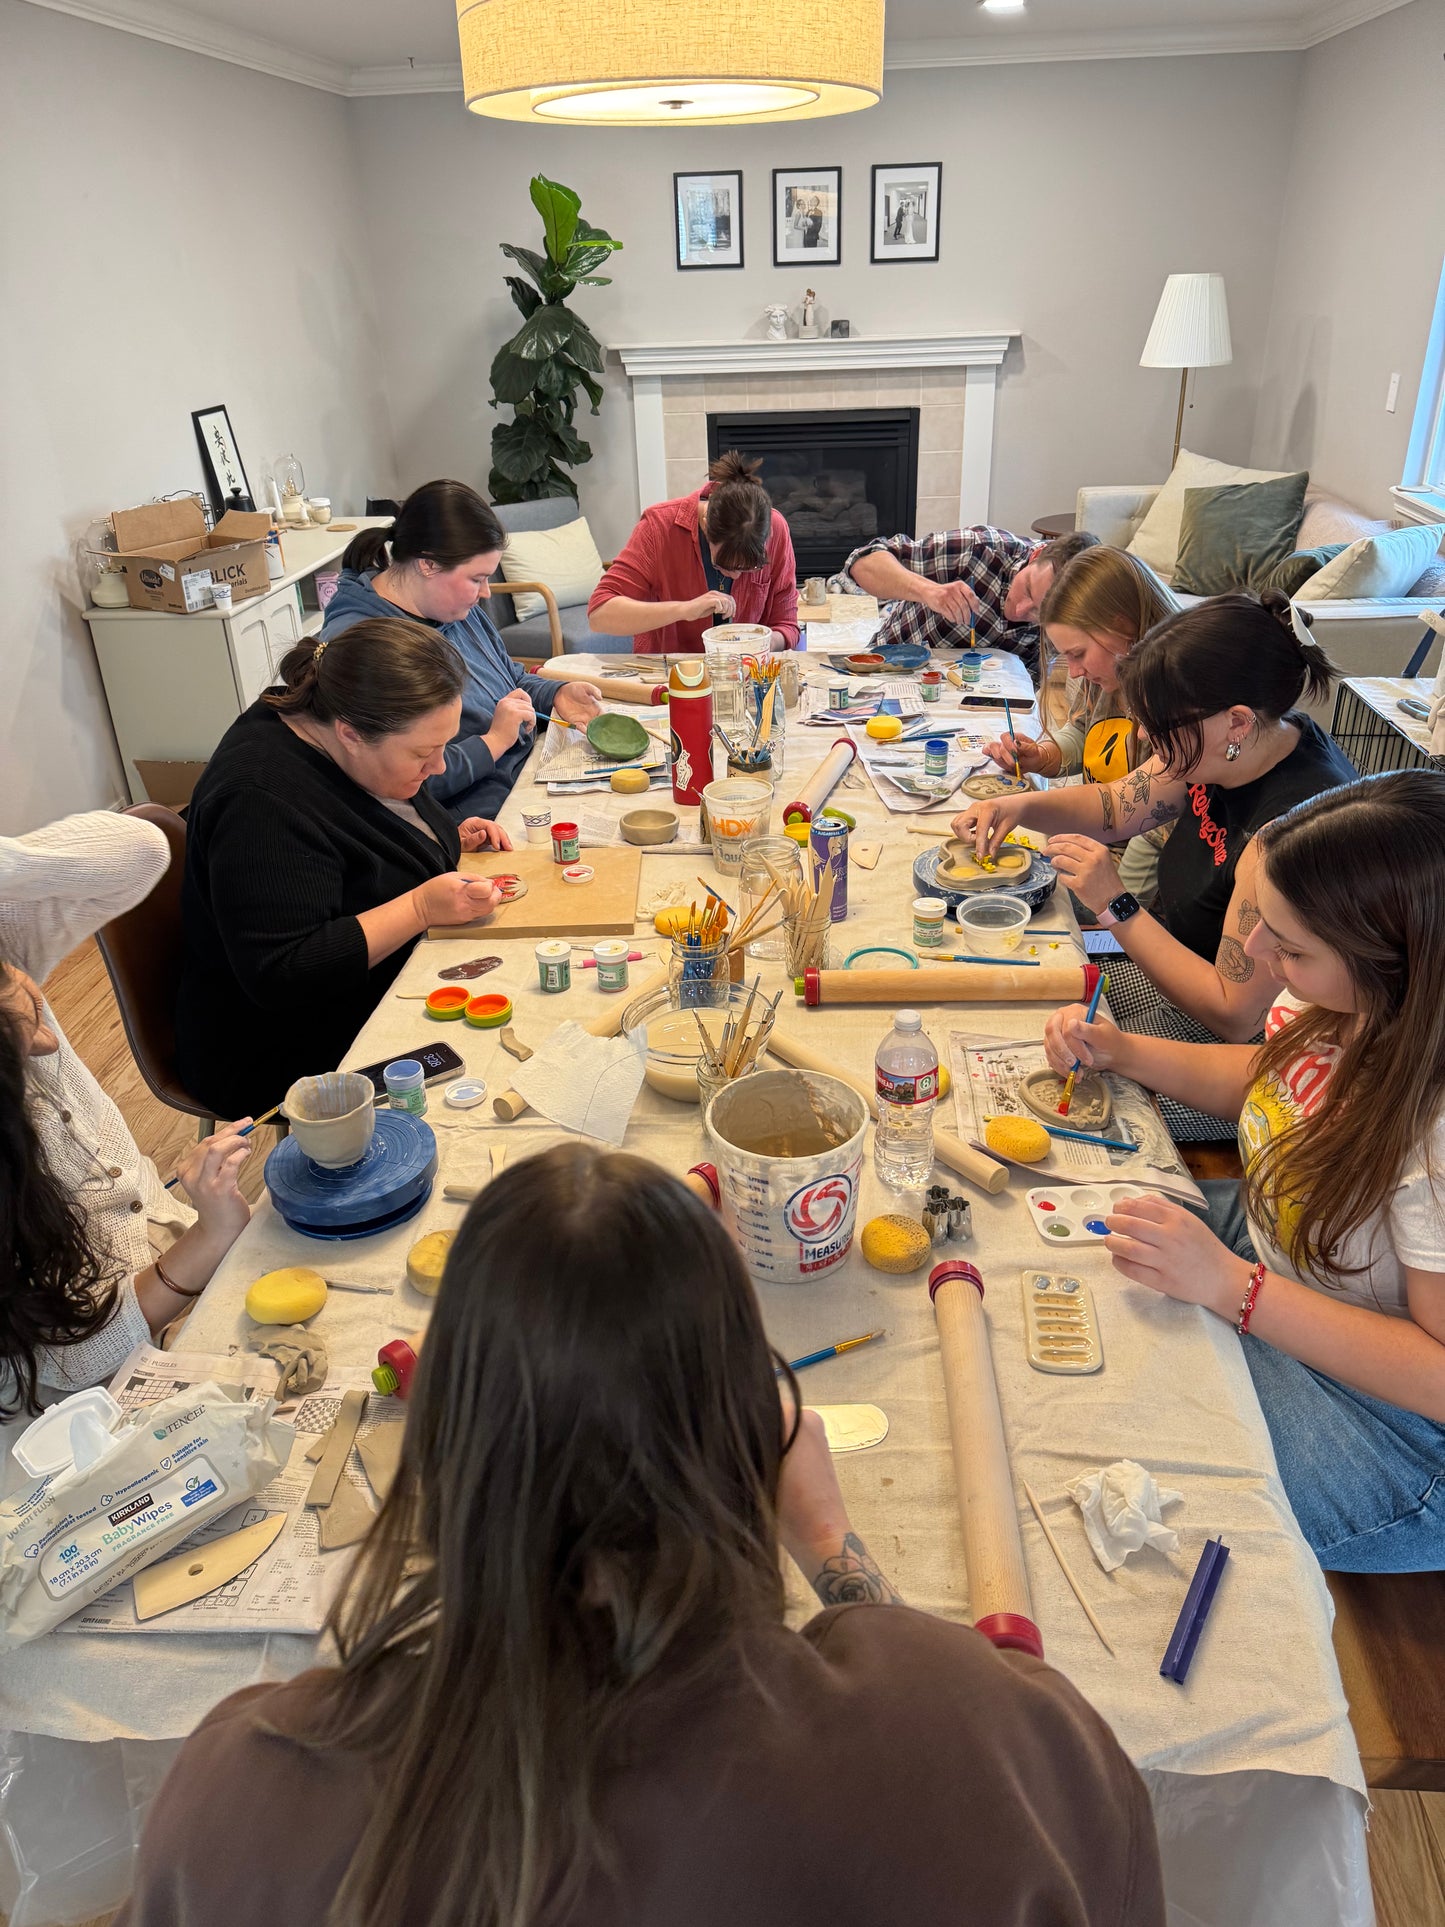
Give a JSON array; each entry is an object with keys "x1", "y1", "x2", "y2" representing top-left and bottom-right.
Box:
[
  {"x1": 1217, "y1": 936, "x2": 1255, "y2": 983},
  {"x1": 1236, "y1": 897, "x2": 1261, "y2": 936},
  {"x1": 1098, "y1": 787, "x2": 1117, "y2": 834},
  {"x1": 809, "y1": 1532, "x2": 903, "y2": 1608},
  {"x1": 1146, "y1": 800, "x2": 1181, "y2": 829}
]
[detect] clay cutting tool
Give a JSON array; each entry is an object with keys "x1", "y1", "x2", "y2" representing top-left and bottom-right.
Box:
[{"x1": 133, "y1": 1512, "x2": 287, "y2": 1621}]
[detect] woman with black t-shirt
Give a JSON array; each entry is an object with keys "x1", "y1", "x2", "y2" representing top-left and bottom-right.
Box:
[{"x1": 952, "y1": 593, "x2": 1357, "y2": 1137}]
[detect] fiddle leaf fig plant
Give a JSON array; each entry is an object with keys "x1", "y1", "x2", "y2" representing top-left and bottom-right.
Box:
[{"x1": 488, "y1": 175, "x2": 622, "y2": 503}]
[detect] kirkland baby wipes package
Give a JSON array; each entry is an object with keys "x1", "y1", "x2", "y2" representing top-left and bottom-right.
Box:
[{"x1": 0, "y1": 1382, "x2": 292, "y2": 1651}]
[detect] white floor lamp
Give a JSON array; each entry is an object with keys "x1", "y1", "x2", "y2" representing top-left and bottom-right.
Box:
[{"x1": 1141, "y1": 273, "x2": 1233, "y2": 470}]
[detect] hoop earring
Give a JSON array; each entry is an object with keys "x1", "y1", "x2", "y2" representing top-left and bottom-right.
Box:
[{"x1": 1225, "y1": 739, "x2": 1241, "y2": 762}]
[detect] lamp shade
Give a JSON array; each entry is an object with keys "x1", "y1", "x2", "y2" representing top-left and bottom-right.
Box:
[
  {"x1": 457, "y1": 0, "x2": 883, "y2": 123},
  {"x1": 1140, "y1": 273, "x2": 1232, "y2": 370}
]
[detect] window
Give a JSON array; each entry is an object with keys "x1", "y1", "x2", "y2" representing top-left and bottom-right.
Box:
[{"x1": 1398, "y1": 255, "x2": 1445, "y2": 520}]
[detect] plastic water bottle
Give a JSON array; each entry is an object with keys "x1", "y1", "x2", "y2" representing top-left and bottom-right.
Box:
[{"x1": 874, "y1": 1010, "x2": 939, "y2": 1190}]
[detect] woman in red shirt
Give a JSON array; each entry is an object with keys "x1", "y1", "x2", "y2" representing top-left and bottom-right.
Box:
[{"x1": 588, "y1": 451, "x2": 799, "y2": 653}]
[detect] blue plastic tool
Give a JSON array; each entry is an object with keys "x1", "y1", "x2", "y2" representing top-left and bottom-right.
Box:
[{"x1": 1160, "y1": 1536, "x2": 1230, "y2": 1684}]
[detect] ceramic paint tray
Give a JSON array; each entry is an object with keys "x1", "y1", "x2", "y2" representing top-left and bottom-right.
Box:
[
  {"x1": 913, "y1": 843, "x2": 1059, "y2": 915},
  {"x1": 266, "y1": 1110, "x2": 438, "y2": 1240},
  {"x1": 1025, "y1": 1183, "x2": 1159, "y2": 1246}
]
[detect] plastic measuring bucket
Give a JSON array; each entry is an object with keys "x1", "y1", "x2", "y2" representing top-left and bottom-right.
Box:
[{"x1": 705, "y1": 1069, "x2": 869, "y2": 1282}]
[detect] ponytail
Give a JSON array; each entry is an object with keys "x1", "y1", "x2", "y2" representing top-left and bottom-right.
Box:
[
  {"x1": 702, "y1": 449, "x2": 771, "y2": 573},
  {"x1": 341, "y1": 524, "x2": 394, "y2": 574},
  {"x1": 1259, "y1": 588, "x2": 1335, "y2": 706},
  {"x1": 265, "y1": 618, "x2": 465, "y2": 743},
  {"x1": 342, "y1": 480, "x2": 504, "y2": 580}
]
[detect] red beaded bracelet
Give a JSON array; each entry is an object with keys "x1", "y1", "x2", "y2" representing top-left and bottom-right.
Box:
[{"x1": 1236, "y1": 1261, "x2": 1266, "y2": 1336}]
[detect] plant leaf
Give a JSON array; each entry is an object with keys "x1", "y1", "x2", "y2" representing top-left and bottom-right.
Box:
[
  {"x1": 505, "y1": 275, "x2": 542, "y2": 319},
  {"x1": 573, "y1": 218, "x2": 621, "y2": 250},
  {"x1": 533, "y1": 357, "x2": 569, "y2": 400},
  {"x1": 510, "y1": 305, "x2": 578, "y2": 363},
  {"x1": 579, "y1": 276, "x2": 612, "y2": 288},
  {"x1": 565, "y1": 243, "x2": 620, "y2": 279},
  {"x1": 531, "y1": 175, "x2": 580, "y2": 264},
  {"x1": 491, "y1": 414, "x2": 554, "y2": 485},
  {"x1": 560, "y1": 320, "x2": 603, "y2": 374},
  {"x1": 569, "y1": 368, "x2": 604, "y2": 412},
  {"x1": 490, "y1": 345, "x2": 539, "y2": 404},
  {"x1": 499, "y1": 243, "x2": 550, "y2": 289}
]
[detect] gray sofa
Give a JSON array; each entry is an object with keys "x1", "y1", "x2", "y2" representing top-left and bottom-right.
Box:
[{"x1": 490, "y1": 499, "x2": 633, "y2": 658}]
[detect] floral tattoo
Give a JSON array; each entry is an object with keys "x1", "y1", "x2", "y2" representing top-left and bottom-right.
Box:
[{"x1": 810, "y1": 1532, "x2": 903, "y2": 1607}]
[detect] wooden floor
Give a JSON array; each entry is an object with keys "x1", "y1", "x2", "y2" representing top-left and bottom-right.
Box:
[{"x1": 33, "y1": 939, "x2": 1445, "y2": 1927}]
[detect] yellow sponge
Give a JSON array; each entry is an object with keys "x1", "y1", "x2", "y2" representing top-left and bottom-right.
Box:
[
  {"x1": 865, "y1": 715, "x2": 903, "y2": 741},
  {"x1": 610, "y1": 768, "x2": 650, "y2": 794},
  {"x1": 406, "y1": 1230, "x2": 455, "y2": 1297},
  {"x1": 984, "y1": 1115, "x2": 1051, "y2": 1163},
  {"x1": 860, "y1": 1214, "x2": 932, "y2": 1273},
  {"x1": 245, "y1": 1266, "x2": 328, "y2": 1325}
]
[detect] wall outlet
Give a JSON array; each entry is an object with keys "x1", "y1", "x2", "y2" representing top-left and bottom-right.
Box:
[{"x1": 1386, "y1": 371, "x2": 1401, "y2": 414}]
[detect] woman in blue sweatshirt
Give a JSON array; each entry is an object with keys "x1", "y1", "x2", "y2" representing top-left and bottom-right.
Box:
[{"x1": 322, "y1": 481, "x2": 602, "y2": 821}]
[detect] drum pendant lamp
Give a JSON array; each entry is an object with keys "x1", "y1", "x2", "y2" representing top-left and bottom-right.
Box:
[{"x1": 457, "y1": 0, "x2": 884, "y2": 124}]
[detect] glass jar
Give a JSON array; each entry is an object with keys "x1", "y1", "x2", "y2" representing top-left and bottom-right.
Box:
[
  {"x1": 783, "y1": 906, "x2": 831, "y2": 979},
  {"x1": 738, "y1": 836, "x2": 802, "y2": 960},
  {"x1": 697, "y1": 1053, "x2": 761, "y2": 1115},
  {"x1": 668, "y1": 933, "x2": 730, "y2": 1009}
]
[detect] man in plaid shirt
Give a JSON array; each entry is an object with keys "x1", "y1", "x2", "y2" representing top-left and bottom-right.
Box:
[{"x1": 846, "y1": 527, "x2": 1098, "y2": 675}]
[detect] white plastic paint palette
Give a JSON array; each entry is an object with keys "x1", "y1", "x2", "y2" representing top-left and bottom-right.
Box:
[{"x1": 1025, "y1": 1184, "x2": 1157, "y2": 1246}]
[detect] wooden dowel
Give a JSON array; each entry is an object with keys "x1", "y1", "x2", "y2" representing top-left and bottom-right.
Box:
[
  {"x1": 1020, "y1": 1479, "x2": 1116, "y2": 1657},
  {"x1": 804, "y1": 962, "x2": 1091, "y2": 1006},
  {"x1": 492, "y1": 963, "x2": 668, "y2": 1121}
]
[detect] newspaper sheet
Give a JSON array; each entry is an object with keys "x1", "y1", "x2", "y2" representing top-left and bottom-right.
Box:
[
  {"x1": 949, "y1": 1031, "x2": 1204, "y2": 1202},
  {"x1": 799, "y1": 680, "x2": 925, "y2": 724},
  {"x1": 55, "y1": 1349, "x2": 401, "y2": 1638},
  {"x1": 848, "y1": 707, "x2": 1035, "y2": 812},
  {"x1": 539, "y1": 704, "x2": 669, "y2": 793}
]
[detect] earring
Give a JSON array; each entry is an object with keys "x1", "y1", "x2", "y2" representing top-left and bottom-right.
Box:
[{"x1": 1225, "y1": 739, "x2": 1241, "y2": 762}]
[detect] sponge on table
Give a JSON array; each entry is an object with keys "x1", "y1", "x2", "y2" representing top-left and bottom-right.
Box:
[
  {"x1": 860, "y1": 1214, "x2": 932, "y2": 1274},
  {"x1": 984, "y1": 1115, "x2": 1051, "y2": 1163},
  {"x1": 245, "y1": 1266, "x2": 328, "y2": 1325}
]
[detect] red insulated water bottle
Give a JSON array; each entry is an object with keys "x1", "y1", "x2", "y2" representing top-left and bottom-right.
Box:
[{"x1": 669, "y1": 658, "x2": 713, "y2": 806}]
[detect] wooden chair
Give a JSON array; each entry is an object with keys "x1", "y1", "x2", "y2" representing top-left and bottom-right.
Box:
[
  {"x1": 1329, "y1": 1571, "x2": 1445, "y2": 1790},
  {"x1": 93, "y1": 803, "x2": 214, "y2": 1134}
]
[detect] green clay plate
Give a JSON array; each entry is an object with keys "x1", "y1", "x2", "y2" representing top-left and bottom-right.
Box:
[{"x1": 586, "y1": 713, "x2": 651, "y2": 761}]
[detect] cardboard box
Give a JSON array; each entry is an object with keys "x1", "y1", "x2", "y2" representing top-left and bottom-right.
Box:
[
  {"x1": 111, "y1": 500, "x2": 271, "y2": 614},
  {"x1": 134, "y1": 759, "x2": 208, "y2": 810}
]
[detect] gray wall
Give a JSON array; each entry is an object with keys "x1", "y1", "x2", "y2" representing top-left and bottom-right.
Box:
[
  {"x1": 348, "y1": 52, "x2": 1302, "y2": 560},
  {"x1": 0, "y1": 0, "x2": 398, "y2": 829},
  {"x1": 1251, "y1": 0, "x2": 1445, "y2": 511}
]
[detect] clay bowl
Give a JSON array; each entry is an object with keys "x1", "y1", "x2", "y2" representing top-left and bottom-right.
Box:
[
  {"x1": 1019, "y1": 1066, "x2": 1113, "y2": 1132},
  {"x1": 845, "y1": 653, "x2": 887, "y2": 674},
  {"x1": 620, "y1": 808, "x2": 679, "y2": 846},
  {"x1": 937, "y1": 837, "x2": 1032, "y2": 890},
  {"x1": 961, "y1": 772, "x2": 1033, "y2": 801}
]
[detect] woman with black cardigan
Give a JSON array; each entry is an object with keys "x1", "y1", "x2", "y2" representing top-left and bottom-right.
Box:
[{"x1": 176, "y1": 620, "x2": 506, "y2": 1120}]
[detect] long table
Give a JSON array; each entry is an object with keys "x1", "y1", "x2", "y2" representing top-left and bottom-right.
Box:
[{"x1": 0, "y1": 660, "x2": 1373, "y2": 1926}]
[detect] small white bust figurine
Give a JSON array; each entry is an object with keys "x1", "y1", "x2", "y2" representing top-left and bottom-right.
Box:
[{"x1": 764, "y1": 305, "x2": 790, "y2": 342}]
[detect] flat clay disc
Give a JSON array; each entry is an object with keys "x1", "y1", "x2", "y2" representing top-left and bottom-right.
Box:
[
  {"x1": 1019, "y1": 1067, "x2": 1112, "y2": 1131},
  {"x1": 937, "y1": 838, "x2": 1031, "y2": 888},
  {"x1": 962, "y1": 773, "x2": 1032, "y2": 800}
]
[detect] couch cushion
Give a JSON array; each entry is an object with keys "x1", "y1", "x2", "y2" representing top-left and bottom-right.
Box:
[
  {"x1": 1296, "y1": 493, "x2": 1390, "y2": 550},
  {"x1": 499, "y1": 515, "x2": 605, "y2": 622},
  {"x1": 1127, "y1": 449, "x2": 1293, "y2": 581},
  {"x1": 494, "y1": 604, "x2": 636, "y2": 656},
  {"x1": 1257, "y1": 544, "x2": 1348, "y2": 597},
  {"x1": 1171, "y1": 471, "x2": 1309, "y2": 595},
  {"x1": 1294, "y1": 523, "x2": 1445, "y2": 601}
]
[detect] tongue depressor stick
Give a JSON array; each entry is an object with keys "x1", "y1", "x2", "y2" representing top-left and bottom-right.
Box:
[
  {"x1": 780, "y1": 737, "x2": 858, "y2": 826},
  {"x1": 801, "y1": 961, "x2": 1099, "y2": 1008},
  {"x1": 764, "y1": 1028, "x2": 1007, "y2": 1195},
  {"x1": 929, "y1": 1260, "x2": 1043, "y2": 1657},
  {"x1": 492, "y1": 963, "x2": 669, "y2": 1122}
]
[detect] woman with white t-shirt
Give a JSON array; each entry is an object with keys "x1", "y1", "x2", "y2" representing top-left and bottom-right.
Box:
[{"x1": 1042, "y1": 771, "x2": 1445, "y2": 1573}]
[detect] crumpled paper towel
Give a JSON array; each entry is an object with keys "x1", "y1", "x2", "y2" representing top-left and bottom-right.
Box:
[
  {"x1": 1067, "y1": 1459, "x2": 1183, "y2": 1572},
  {"x1": 509, "y1": 1021, "x2": 648, "y2": 1146}
]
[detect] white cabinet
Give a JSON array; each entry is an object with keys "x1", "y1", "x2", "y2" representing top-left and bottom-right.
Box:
[{"x1": 84, "y1": 520, "x2": 384, "y2": 802}]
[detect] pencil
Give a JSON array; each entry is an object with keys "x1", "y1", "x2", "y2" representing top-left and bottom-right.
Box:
[
  {"x1": 780, "y1": 1329, "x2": 885, "y2": 1374},
  {"x1": 163, "y1": 1102, "x2": 281, "y2": 1190},
  {"x1": 1059, "y1": 970, "x2": 1107, "y2": 1116}
]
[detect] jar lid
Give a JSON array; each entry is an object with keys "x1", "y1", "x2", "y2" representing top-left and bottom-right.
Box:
[
  {"x1": 535, "y1": 939, "x2": 571, "y2": 958},
  {"x1": 561, "y1": 863, "x2": 594, "y2": 884},
  {"x1": 425, "y1": 986, "x2": 470, "y2": 1019},
  {"x1": 444, "y1": 1078, "x2": 488, "y2": 1107},
  {"x1": 464, "y1": 993, "x2": 513, "y2": 1028}
]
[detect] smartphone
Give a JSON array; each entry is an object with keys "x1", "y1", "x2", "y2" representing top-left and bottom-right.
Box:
[
  {"x1": 353, "y1": 1041, "x2": 465, "y2": 1098},
  {"x1": 1082, "y1": 929, "x2": 1126, "y2": 959}
]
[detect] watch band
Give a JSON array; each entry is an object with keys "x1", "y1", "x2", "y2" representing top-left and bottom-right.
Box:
[{"x1": 1098, "y1": 891, "x2": 1141, "y2": 929}]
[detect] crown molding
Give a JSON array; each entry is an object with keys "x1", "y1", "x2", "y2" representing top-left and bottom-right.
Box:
[{"x1": 17, "y1": 0, "x2": 1426, "y2": 99}]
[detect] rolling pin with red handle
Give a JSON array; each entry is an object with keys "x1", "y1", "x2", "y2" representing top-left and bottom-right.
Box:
[
  {"x1": 536, "y1": 661, "x2": 667, "y2": 708},
  {"x1": 781, "y1": 737, "x2": 857, "y2": 825},
  {"x1": 803, "y1": 961, "x2": 1099, "y2": 1007}
]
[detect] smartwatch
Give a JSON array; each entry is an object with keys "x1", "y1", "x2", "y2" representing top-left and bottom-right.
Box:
[{"x1": 1097, "y1": 890, "x2": 1142, "y2": 929}]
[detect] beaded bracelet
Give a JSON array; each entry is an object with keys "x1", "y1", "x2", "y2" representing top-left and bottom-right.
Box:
[
  {"x1": 1235, "y1": 1261, "x2": 1266, "y2": 1336},
  {"x1": 154, "y1": 1254, "x2": 206, "y2": 1300}
]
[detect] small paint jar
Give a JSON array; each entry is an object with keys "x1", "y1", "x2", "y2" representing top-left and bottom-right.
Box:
[
  {"x1": 591, "y1": 938, "x2": 631, "y2": 992},
  {"x1": 424, "y1": 985, "x2": 470, "y2": 1021},
  {"x1": 919, "y1": 671, "x2": 942, "y2": 704},
  {"x1": 912, "y1": 896, "x2": 949, "y2": 947},
  {"x1": 383, "y1": 1058, "x2": 427, "y2": 1116},
  {"x1": 535, "y1": 939, "x2": 572, "y2": 993},
  {"x1": 523, "y1": 808, "x2": 552, "y2": 846},
  {"x1": 924, "y1": 738, "x2": 949, "y2": 777},
  {"x1": 827, "y1": 682, "x2": 851, "y2": 711},
  {"x1": 959, "y1": 654, "x2": 981, "y2": 686},
  {"x1": 551, "y1": 821, "x2": 580, "y2": 864}
]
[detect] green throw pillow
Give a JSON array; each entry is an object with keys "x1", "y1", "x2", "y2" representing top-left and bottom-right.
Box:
[
  {"x1": 1255, "y1": 544, "x2": 1347, "y2": 597},
  {"x1": 1171, "y1": 471, "x2": 1310, "y2": 596}
]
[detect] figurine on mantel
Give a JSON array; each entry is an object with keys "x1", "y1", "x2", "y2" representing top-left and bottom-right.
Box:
[
  {"x1": 764, "y1": 304, "x2": 790, "y2": 342},
  {"x1": 798, "y1": 288, "x2": 818, "y2": 339}
]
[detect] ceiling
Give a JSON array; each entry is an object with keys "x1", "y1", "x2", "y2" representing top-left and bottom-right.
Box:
[{"x1": 20, "y1": 0, "x2": 1419, "y2": 95}]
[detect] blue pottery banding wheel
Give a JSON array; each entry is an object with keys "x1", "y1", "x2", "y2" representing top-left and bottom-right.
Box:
[
  {"x1": 265, "y1": 1109, "x2": 438, "y2": 1240},
  {"x1": 912, "y1": 843, "x2": 1058, "y2": 915}
]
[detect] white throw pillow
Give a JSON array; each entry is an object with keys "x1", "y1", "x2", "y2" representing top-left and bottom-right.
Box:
[
  {"x1": 498, "y1": 516, "x2": 605, "y2": 623},
  {"x1": 1127, "y1": 449, "x2": 1291, "y2": 582},
  {"x1": 1294, "y1": 523, "x2": 1444, "y2": 601}
]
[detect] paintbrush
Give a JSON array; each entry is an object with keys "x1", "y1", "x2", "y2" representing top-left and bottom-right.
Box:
[
  {"x1": 164, "y1": 1103, "x2": 281, "y2": 1189},
  {"x1": 1059, "y1": 969, "x2": 1107, "y2": 1116},
  {"x1": 1002, "y1": 696, "x2": 1022, "y2": 779},
  {"x1": 1041, "y1": 1122, "x2": 1138, "y2": 1152}
]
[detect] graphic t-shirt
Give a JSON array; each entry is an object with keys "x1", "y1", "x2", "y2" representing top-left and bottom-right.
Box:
[{"x1": 1239, "y1": 991, "x2": 1445, "y2": 1315}]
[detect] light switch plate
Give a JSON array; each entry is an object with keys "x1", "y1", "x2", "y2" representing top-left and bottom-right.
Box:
[{"x1": 1386, "y1": 372, "x2": 1401, "y2": 414}]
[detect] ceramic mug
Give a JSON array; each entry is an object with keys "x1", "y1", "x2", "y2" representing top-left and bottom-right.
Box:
[{"x1": 282, "y1": 1070, "x2": 376, "y2": 1169}]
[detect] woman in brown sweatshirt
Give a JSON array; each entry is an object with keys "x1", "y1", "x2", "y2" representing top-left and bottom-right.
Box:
[{"x1": 117, "y1": 1144, "x2": 1164, "y2": 1927}]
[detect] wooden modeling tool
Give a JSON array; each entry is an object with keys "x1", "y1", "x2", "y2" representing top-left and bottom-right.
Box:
[
  {"x1": 1021, "y1": 1480, "x2": 1116, "y2": 1656},
  {"x1": 134, "y1": 1512, "x2": 286, "y2": 1621},
  {"x1": 492, "y1": 964, "x2": 669, "y2": 1121},
  {"x1": 1059, "y1": 971, "x2": 1107, "y2": 1116},
  {"x1": 306, "y1": 1389, "x2": 366, "y2": 1509},
  {"x1": 929, "y1": 1261, "x2": 1042, "y2": 1656}
]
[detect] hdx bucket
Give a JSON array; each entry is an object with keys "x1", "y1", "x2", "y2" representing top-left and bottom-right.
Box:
[{"x1": 705, "y1": 1069, "x2": 869, "y2": 1282}]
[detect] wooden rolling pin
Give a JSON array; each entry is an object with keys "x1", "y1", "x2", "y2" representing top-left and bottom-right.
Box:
[
  {"x1": 929, "y1": 1260, "x2": 1043, "y2": 1657},
  {"x1": 492, "y1": 964, "x2": 668, "y2": 1121},
  {"x1": 536, "y1": 660, "x2": 666, "y2": 708},
  {"x1": 780, "y1": 736, "x2": 858, "y2": 825},
  {"x1": 801, "y1": 961, "x2": 1098, "y2": 1007},
  {"x1": 765, "y1": 1027, "x2": 1008, "y2": 1195}
]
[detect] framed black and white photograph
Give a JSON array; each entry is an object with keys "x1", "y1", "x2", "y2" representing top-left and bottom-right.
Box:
[
  {"x1": 870, "y1": 163, "x2": 941, "y2": 264},
  {"x1": 674, "y1": 171, "x2": 744, "y2": 270},
  {"x1": 772, "y1": 167, "x2": 842, "y2": 268},
  {"x1": 191, "y1": 405, "x2": 253, "y2": 515}
]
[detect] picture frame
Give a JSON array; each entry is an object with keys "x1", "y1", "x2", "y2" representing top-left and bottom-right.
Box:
[
  {"x1": 870, "y1": 163, "x2": 942, "y2": 265},
  {"x1": 191, "y1": 405, "x2": 253, "y2": 516},
  {"x1": 674, "y1": 171, "x2": 744, "y2": 270},
  {"x1": 772, "y1": 167, "x2": 842, "y2": 268}
]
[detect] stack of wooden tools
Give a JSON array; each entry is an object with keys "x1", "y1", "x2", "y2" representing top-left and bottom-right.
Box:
[
  {"x1": 692, "y1": 981, "x2": 785, "y2": 1087},
  {"x1": 755, "y1": 853, "x2": 835, "y2": 978}
]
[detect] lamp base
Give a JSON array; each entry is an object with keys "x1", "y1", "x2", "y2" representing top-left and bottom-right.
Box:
[{"x1": 1171, "y1": 368, "x2": 1189, "y2": 471}]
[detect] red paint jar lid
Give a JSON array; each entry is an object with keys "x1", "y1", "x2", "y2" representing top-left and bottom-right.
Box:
[{"x1": 551, "y1": 821, "x2": 578, "y2": 837}]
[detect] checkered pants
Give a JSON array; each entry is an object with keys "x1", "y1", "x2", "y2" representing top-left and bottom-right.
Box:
[{"x1": 1104, "y1": 956, "x2": 1255, "y2": 1142}]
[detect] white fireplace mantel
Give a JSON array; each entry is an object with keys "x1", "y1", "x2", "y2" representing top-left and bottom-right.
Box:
[{"x1": 611, "y1": 331, "x2": 1018, "y2": 527}]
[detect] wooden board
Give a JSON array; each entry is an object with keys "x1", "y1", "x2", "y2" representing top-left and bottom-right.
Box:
[{"x1": 426, "y1": 844, "x2": 642, "y2": 941}]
